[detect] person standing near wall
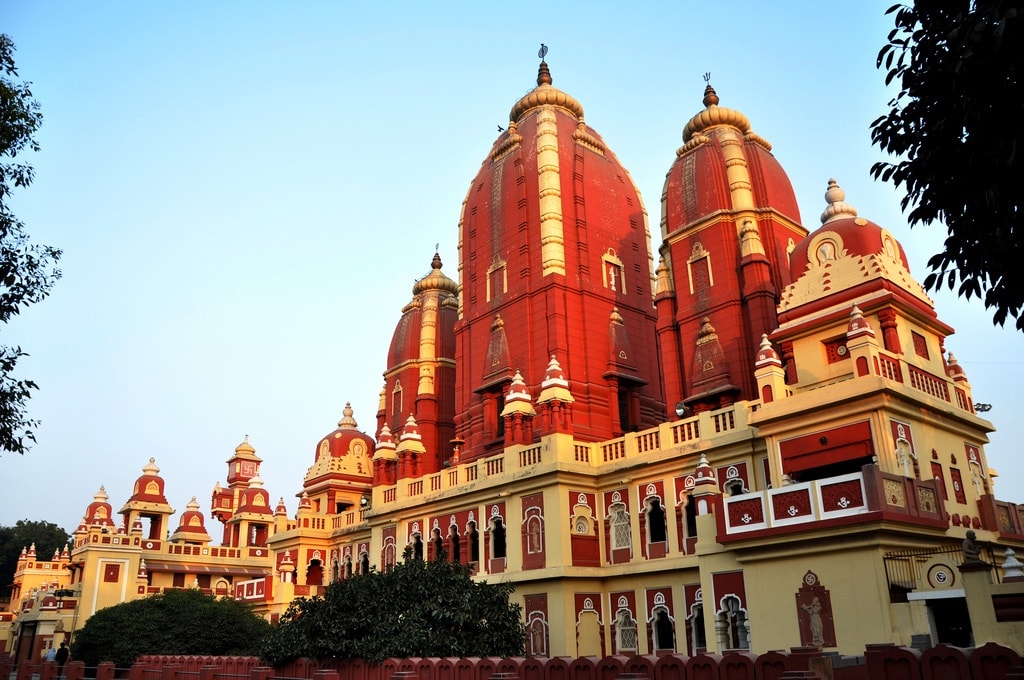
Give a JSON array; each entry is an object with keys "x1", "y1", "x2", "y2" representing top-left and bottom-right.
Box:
[{"x1": 55, "y1": 642, "x2": 70, "y2": 675}]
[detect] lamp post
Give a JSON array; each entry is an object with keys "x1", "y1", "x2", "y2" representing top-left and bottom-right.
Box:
[{"x1": 52, "y1": 587, "x2": 81, "y2": 645}]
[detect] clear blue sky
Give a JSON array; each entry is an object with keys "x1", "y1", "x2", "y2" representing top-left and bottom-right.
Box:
[{"x1": 2, "y1": 1, "x2": 1021, "y2": 535}]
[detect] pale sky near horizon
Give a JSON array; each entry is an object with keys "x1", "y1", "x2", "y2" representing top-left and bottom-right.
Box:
[{"x1": 2, "y1": 1, "x2": 1022, "y2": 537}]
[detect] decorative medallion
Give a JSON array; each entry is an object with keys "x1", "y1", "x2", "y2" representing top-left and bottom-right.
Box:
[{"x1": 927, "y1": 564, "x2": 955, "y2": 589}]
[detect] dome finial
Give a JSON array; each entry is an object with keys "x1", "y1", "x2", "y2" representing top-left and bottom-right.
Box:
[
  {"x1": 702, "y1": 72, "x2": 719, "y2": 107},
  {"x1": 820, "y1": 178, "x2": 859, "y2": 224},
  {"x1": 338, "y1": 402, "x2": 358, "y2": 429},
  {"x1": 412, "y1": 250, "x2": 458, "y2": 296},
  {"x1": 509, "y1": 43, "x2": 583, "y2": 122},
  {"x1": 537, "y1": 44, "x2": 552, "y2": 86}
]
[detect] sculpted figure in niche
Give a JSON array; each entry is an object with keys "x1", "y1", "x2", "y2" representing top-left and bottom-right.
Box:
[{"x1": 801, "y1": 597, "x2": 824, "y2": 647}]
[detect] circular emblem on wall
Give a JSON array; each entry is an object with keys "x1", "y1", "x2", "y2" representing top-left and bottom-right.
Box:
[
  {"x1": 928, "y1": 564, "x2": 955, "y2": 589},
  {"x1": 254, "y1": 549, "x2": 263, "y2": 557},
  {"x1": 145, "y1": 541, "x2": 154, "y2": 550},
  {"x1": 803, "y1": 570, "x2": 818, "y2": 586}
]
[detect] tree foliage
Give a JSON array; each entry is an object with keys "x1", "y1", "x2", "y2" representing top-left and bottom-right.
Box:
[
  {"x1": 0, "y1": 519, "x2": 70, "y2": 598},
  {"x1": 259, "y1": 556, "x2": 525, "y2": 667},
  {"x1": 871, "y1": 2, "x2": 1024, "y2": 329},
  {"x1": 0, "y1": 34, "x2": 62, "y2": 454},
  {"x1": 71, "y1": 588, "x2": 271, "y2": 667}
]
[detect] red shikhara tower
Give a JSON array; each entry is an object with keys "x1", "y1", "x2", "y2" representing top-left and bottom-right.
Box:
[
  {"x1": 375, "y1": 253, "x2": 459, "y2": 481},
  {"x1": 453, "y1": 59, "x2": 666, "y2": 460},
  {"x1": 657, "y1": 82, "x2": 807, "y2": 413}
]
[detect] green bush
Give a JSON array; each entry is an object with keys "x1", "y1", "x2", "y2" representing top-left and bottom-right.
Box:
[
  {"x1": 259, "y1": 557, "x2": 525, "y2": 666},
  {"x1": 71, "y1": 588, "x2": 271, "y2": 667}
]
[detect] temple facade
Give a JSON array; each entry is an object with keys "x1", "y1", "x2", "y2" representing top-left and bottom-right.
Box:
[{"x1": 6, "y1": 57, "x2": 1024, "y2": 661}]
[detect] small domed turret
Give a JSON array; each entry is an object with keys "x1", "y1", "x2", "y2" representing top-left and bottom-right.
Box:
[
  {"x1": 169, "y1": 497, "x2": 212, "y2": 544},
  {"x1": 128, "y1": 458, "x2": 168, "y2": 504},
  {"x1": 305, "y1": 403, "x2": 374, "y2": 488}
]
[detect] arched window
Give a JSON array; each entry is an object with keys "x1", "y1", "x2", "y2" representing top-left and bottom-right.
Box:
[
  {"x1": 490, "y1": 516, "x2": 507, "y2": 559},
  {"x1": 717, "y1": 595, "x2": 749, "y2": 650},
  {"x1": 646, "y1": 498, "x2": 667, "y2": 543},
  {"x1": 331, "y1": 558, "x2": 340, "y2": 583},
  {"x1": 615, "y1": 608, "x2": 638, "y2": 653},
  {"x1": 392, "y1": 381, "x2": 403, "y2": 417},
  {"x1": 653, "y1": 608, "x2": 674, "y2": 653},
  {"x1": 683, "y1": 493, "x2": 698, "y2": 539},
  {"x1": 448, "y1": 524, "x2": 461, "y2": 563},
  {"x1": 383, "y1": 536, "x2": 397, "y2": 571},
  {"x1": 359, "y1": 551, "x2": 370, "y2": 575},
  {"x1": 610, "y1": 503, "x2": 631, "y2": 550},
  {"x1": 467, "y1": 521, "x2": 480, "y2": 563},
  {"x1": 411, "y1": 533, "x2": 423, "y2": 561},
  {"x1": 688, "y1": 602, "x2": 706, "y2": 654},
  {"x1": 307, "y1": 558, "x2": 323, "y2": 586},
  {"x1": 343, "y1": 555, "x2": 352, "y2": 579},
  {"x1": 431, "y1": 527, "x2": 444, "y2": 561},
  {"x1": 723, "y1": 479, "x2": 747, "y2": 497}
]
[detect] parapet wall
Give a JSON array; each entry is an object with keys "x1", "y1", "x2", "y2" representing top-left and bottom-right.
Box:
[{"x1": 4, "y1": 642, "x2": 1017, "y2": 680}]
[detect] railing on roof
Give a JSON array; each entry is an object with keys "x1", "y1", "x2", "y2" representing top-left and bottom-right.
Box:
[
  {"x1": 376, "y1": 403, "x2": 753, "y2": 507},
  {"x1": 875, "y1": 352, "x2": 972, "y2": 411}
]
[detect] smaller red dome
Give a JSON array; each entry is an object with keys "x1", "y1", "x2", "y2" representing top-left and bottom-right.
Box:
[
  {"x1": 174, "y1": 497, "x2": 208, "y2": 532},
  {"x1": 305, "y1": 403, "x2": 374, "y2": 485},
  {"x1": 169, "y1": 497, "x2": 212, "y2": 543},
  {"x1": 789, "y1": 179, "x2": 911, "y2": 279},
  {"x1": 83, "y1": 486, "x2": 115, "y2": 528},
  {"x1": 129, "y1": 458, "x2": 169, "y2": 504},
  {"x1": 313, "y1": 403, "x2": 375, "y2": 462},
  {"x1": 236, "y1": 476, "x2": 273, "y2": 515}
]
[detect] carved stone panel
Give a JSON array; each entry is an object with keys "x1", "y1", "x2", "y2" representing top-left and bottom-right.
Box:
[{"x1": 794, "y1": 570, "x2": 836, "y2": 648}]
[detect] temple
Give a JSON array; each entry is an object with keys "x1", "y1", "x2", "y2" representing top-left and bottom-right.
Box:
[{"x1": 5, "y1": 56, "x2": 1024, "y2": 660}]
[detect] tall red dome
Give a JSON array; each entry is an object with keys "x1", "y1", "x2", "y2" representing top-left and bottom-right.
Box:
[
  {"x1": 657, "y1": 83, "x2": 808, "y2": 411},
  {"x1": 454, "y1": 55, "x2": 665, "y2": 460},
  {"x1": 378, "y1": 253, "x2": 458, "y2": 477}
]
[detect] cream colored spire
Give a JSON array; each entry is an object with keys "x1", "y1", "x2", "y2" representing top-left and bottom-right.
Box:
[
  {"x1": 654, "y1": 257, "x2": 674, "y2": 296},
  {"x1": 537, "y1": 106, "x2": 566, "y2": 277},
  {"x1": 413, "y1": 253, "x2": 456, "y2": 395}
]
